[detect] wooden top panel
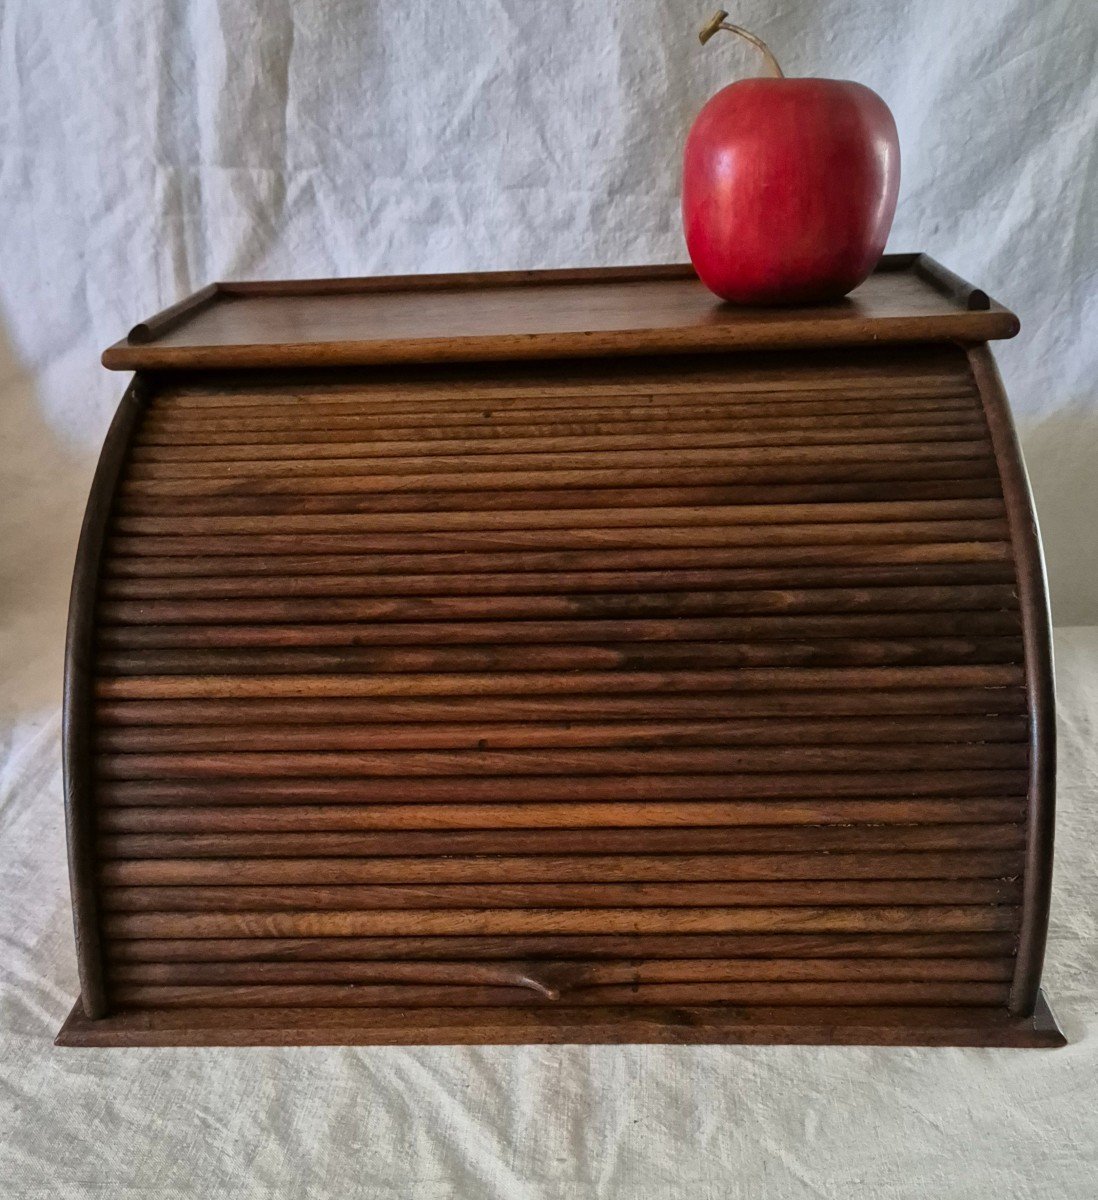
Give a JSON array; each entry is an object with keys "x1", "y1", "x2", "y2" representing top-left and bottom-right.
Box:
[{"x1": 102, "y1": 255, "x2": 1018, "y2": 372}]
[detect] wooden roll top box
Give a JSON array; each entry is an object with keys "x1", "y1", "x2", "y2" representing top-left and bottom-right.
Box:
[{"x1": 58, "y1": 255, "x2": 1063, "y2": 1048}]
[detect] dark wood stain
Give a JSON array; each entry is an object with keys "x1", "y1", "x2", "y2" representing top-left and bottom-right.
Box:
[
  {"x1": 64, "y1": 380, "x2": 146, "y2": 1019},
  {"x1": 969, "y1": 346, "x2": 1057, "y2": 1016},
  {"x1": 59, "y1": 261, "x2": 1061, "y2": 1048}
]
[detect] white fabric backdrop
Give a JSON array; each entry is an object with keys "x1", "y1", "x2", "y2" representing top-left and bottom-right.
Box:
[
  {"x1": 1, "y1": 1, "x2": 1096, "y2": 1195},
  {"x1": 2, "y1": 0, "x2": 1096, "y2": 617}
]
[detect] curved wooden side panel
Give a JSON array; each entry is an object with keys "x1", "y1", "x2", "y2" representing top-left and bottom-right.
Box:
[
  {"x1": 64, "y1": 379, "x2": 146, "y2": 1018},
  {"x1": 968, "y1": 346, "x2": 1056, "y2": 1016}
]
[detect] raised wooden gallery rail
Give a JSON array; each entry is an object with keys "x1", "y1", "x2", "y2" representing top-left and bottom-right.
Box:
[{"x1": 57, "y1": 257, "x2": 1062, "y2": 1047}]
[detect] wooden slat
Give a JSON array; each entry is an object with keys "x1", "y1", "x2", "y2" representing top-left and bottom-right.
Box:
[
  {"x1": 97, "y1": 584, "x2": 1020, "y2": 626},
  {"x1": 133, "y1": 409, "x2": 983, "y2": 447},
  {"x1": 113, "y1": 478, "x2": 1006, "y2": 518},
  {"x1": 96, "y1": 613, "x2": 1025, "y2": 652},
  {"x1": 98, "y1": 824, "x2": 1028, "y2": 859},
  {"x1": 142, "y1": 384, "x2": 977, "y2": 409},
  {"x1": 139, "y1": 388, "x2": 981, "y2": 411},
  {"x1": 96, "y1": 799, "x2": 1027, "y2": 833},
  {"x1": 109, "y1": 981, "x2": 1010, "y2": 1008},
  {"x1": 94, "y1": 715, "x2": 1029, "y2": 754},
  {"x1": 116, "y1": 461, "x2": 1001, "y2": 499},
  {"x1": 117, "y1": 440, "x2": 996, "y2": 479},
  {"x1": 138, "y1": 399, "x2": 981, "y2": 431},
  {"x1": 124, "y1": 425, "x2": 992, "y2": 472},
  {"x1": 94, "y1": 743, "x2": 1029, "y2": 781},
  {"x1": 98, "y1": 850, "x2": 1024, "y2": 886},
  {"x1": 111, "y1": 498, "x2": 1006, "y2": 533},
  {"x1": 102, "y1": 542, "x2": 1016, "y2": 575},
  {"x1": 96, "y1": 638, "x2": 1025, "y2": 678},
  {"x1": 131, "y1": 414, "x2": 989, "y2": 459},
  {"x1": 93, "y1": 665, "x2": 1028, "y2": 701},
  {"x1": 106, "y1": 932, "x2": 1019, "y2": 961},
  {"x1": 148, "y1": 378, "x2": 975, "y2": 408},
  {"x1": 139, "y1": 391, "x2": 980, "y2": 429},
  {"x1": 105, "y1": 524, "x2": 1012, "y2": 559},
  {"x1": 101, "y1": 879, "x2": 1023, "y2": 912},
  {"x1": 147, "y1": 376, "x2": 975, "y2": 405},
  {"x1": 100, "y1": 564, "x2": 1019, "y2": 602},
  {"x1": 101, "y1": 906, "x2": 1022, "y2": 938},
  {"x1": 97, "y1": 772, "x2": 1026, "y2": 804},
  {"x1": 135, "y1": 396, "x2": 979, "y2": 424},
  {"x1": 94, "y1": 688, "x2": 1030, "y2": 725},
  {"x1": 108, "y1": 957, "x2": 1015, "y2": 986}
]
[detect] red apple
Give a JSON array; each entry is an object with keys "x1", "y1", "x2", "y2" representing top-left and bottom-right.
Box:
[{"x1": 682, "y1": 14, "x2": 900, "y2": 305}]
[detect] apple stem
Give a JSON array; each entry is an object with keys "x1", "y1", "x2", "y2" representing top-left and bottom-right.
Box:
[{"x1": 698, "y1": 10, "x2": 785, "y2": 79}]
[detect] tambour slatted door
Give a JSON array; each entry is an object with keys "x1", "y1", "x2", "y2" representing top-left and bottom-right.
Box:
[{"x1": 57, "y1": 259, "x2": 1062, "y2": 1046}]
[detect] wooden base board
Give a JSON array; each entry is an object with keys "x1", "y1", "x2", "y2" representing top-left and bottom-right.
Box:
[{"x1": 56, "y1": 992, "x2": 1065, "y2": 1049}]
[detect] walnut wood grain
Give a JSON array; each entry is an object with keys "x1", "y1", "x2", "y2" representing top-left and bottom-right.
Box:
[
  {"x1": 111, "y1": 498, "x2": 1004, "y2": 531},
  {"x1": 108, "y1": 981, "x2": 1010, "y2": 1009},
  {"x1": 100, "y1": 878, "x2": 1022, "y2": 912},
  {"x1": 98, "y1": 850, "x2": 1023, "y2": 886},
  {"x1": 94, "y1": 745, "x2": 1029, "y2": 781},
  {"x1": 969, "y1": 345, "x2": 1057, "y2": 1017},
  {"x1": 113, "y1": 478, "x2": 1005, "y2": 518},
  {"x1": 131, "y1": 415, "x2": 988, "y2": 459},
  {"x1": 94, "y1": 714, "x2": 1028, "y2": 753},
  {"x1": 96, "y1": 639, "x2": 1025, "y2": 678},
  {"x1": 55, "y1": 992, "x2": 1066, "y2": 1047},
  {"x1": 102, "y1": 905, "x2": 1022, "y2": 939},
  {"x1": 99, "y1": 570, "x2": 1020, "y2": 604},
  {"x1": 108, "y1": 957, "x2": 1015, "y2": 987},
  {"x1": 64, "y1": 381, "x2": 146, "y2": 1019},
  {"x1": 99, "y1": 823, "x2": 1026, "y2": 859},
  {"x1": 103, "y1": 541, "x2": 1015, "y2": 574},
  {"x1": 107, "y1": 931, "x2": 1019, "y2": 962},
  {"x1": 94, "y1": 665, "x2": 1027, "y2": 702},
  {"x1": 97, "y1": 798, "x2": 1026, "y2": 834},
  {"x1": 101, "y1": 259, "x2": 1019, "y2": 371},
  {"x1": 62, "y1": 264, "x2": 1058, "y2": 1048},
  {"x1": 95, "y1": 687, "x2": 1029, "y2": 723}
]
